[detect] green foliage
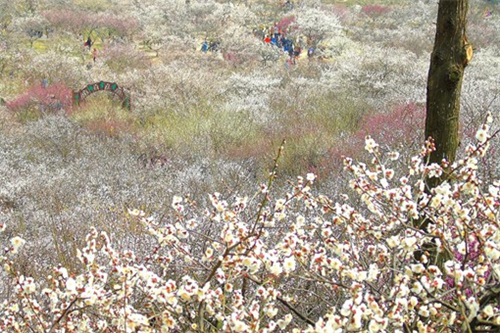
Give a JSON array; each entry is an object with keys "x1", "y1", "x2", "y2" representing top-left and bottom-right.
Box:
[
  {"x1": 71, "y1": 95, "x2": 136, "y2": 137},
  {"x1": 142, "y1": 108, "x2": 263, "y2": 160}
]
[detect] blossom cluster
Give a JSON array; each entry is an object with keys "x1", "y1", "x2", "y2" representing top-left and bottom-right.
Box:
[{"x1": 0, "y1": 119, "x2": 500, "y2": 332}]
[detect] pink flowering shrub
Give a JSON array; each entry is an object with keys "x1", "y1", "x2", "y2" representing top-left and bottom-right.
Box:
[
  {"x1": 42, "y1": 9, "x2": 87, "y2": 34},
  {"x1": 276, "y1": 16, "x2": 296, "y2": 35},
  {"x1": 361, "y1": 5, "x2": 391, "y2": 19},
  {"x1": 356, "y1": 102, "x2": 425, "y2": 148},
  {"x1": 330, "y1": 102, "x2": 425, "y2": 167},
  {"x1": 1, "y1": 118, "x2": 500, "y2": 331},
  {"x1": 98, "y1": 14, "x2": 139, "y2": 39},
  {"x1": 6, "y1": 83, "x2": 72, "y2": 116},
  {"x1": 331, "y1": 5, "x2": 350, "y2": 24},
  {"x1": 43, "y1": 10, "x2": 138, "y2": 38}
]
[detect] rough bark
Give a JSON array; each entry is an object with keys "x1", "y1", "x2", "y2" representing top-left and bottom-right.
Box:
[
  {"x1": 416, "y1": 0, "x2": 471, "y2": 264},
  {"x1": 425, "y1": 0, "x2": 471, "y2": 188}
]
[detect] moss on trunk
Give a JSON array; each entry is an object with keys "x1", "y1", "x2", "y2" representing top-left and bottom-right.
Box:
[{"x1": 425, "y1": 0, "x2": 470, "y2": 188}]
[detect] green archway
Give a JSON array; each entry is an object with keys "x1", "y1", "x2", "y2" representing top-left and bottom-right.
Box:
[{"x1": 73, "y1": 81, "x2": 131, "y2": 110}]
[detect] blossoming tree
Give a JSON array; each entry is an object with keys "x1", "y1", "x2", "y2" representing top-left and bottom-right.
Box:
[{"x1": 0, "y1": 119, "x2": 499, "y2": 331}]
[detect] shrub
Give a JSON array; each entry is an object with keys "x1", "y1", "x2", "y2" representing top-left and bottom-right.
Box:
[
  {"x1": 355, "y1": 102, "x2": 425, "y2": 149},
  {"x1": 361, "y1": 5, "x2": 391, "y2": 19},
  {"x1": 276, "y1": 15, "x2": 296, "y2": 35},
  {"x1": 101, "y1": 43, "x2": 151, "y2": 72},
  {"x1": 6, "y1": 83, "x2": 72, "y2": 120},
  {"x1": 330, "y1": 102, "x2": 425, "y2": 167}
]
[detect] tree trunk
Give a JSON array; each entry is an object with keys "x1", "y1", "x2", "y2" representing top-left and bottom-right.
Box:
[
  {"x1": 416, "y1": 0, "x2": 472, "y2": 264},
  {"x1": 425, "y1": 0, "x2": 471, "y2": 188}
]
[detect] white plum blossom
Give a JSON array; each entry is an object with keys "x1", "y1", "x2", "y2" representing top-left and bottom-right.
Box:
[
  {"x1": 476, "y1": 125, "x2": 489, "y2": 144},
  {"x1": 365, "y1": 136, "x2": 379, "y2": 153},
  {"x1": 283, "y1": 256, "x2": 296, "y2": 273},
  {"x1": 306, "y1": 173, "x2": 316, "y2": 183},
  {"x1": 10, "y1": 236, "x2": 26, "y2": 254}
]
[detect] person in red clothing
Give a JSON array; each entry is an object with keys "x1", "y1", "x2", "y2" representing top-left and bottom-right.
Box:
[{"x1": 264, "y1": 35, "x2": 271, "y2": 43}]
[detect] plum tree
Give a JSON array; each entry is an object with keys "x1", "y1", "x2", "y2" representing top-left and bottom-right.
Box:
[{"x1": 425, "y1": 0, "x2": 472, "y2": 187}]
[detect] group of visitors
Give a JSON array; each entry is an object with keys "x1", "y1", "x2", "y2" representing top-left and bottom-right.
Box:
[
  {"x1": 201, "y1": 40, "x2": 219, "y2": 53},
  {"x1": 256, "y1": 24, "x2": 315, "y2": 66}
]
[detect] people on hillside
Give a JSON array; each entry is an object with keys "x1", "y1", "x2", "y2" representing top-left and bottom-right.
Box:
[
  {"x1": 93, "y1": 48, "x2": 97, "y2": 62},
  {"x1": 260, "y1": 24, "x2": 305, "y2": 60},
  {"x1": 288, "y1": 44, "x2": 294, "y2": 59},
  {"x1": 248, "y1": 22, "x2": 320, "y2": 66},
  {"x1": 84, "y1": 36, "x2": 92, "y2": 50},
  {"x1": 201, "y1": 41, "x2": 209, "y2": 52},
  {"x1": 200, "y1": 40, "x2": 219, "y2": 53},
  {"x1": 307, "y1": 47, "x2": 314, "y2": 59},
  {"x1": 294, "y1": 44, "x2": 301, "y2": 60},
  {"x1": 209, "y1": 41, "x2": 219, "y2": 52},
  {"x1": 273, "y1": 23, "x2": 281, "y2": 39}
]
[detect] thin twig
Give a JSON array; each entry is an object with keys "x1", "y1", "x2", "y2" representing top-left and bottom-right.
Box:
[{"x1": 48, "y1": 297, "x2": 79, "y2": 333}]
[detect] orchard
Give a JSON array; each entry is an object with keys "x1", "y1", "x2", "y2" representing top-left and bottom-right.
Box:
[{"x1": 1, "y1": 0, "x2": 500, "y2": 331}]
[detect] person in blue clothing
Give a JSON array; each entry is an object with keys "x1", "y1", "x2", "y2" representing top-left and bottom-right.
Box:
[
  {"x1": 201, "y1": 41, "x2": 209, "y2": 52},
  {"x1": 283, "y1": 39, "x2": 291, "y2": 52},
  {"x1": 307, "y1": 47, "x2": 314, "y2": 58}
]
